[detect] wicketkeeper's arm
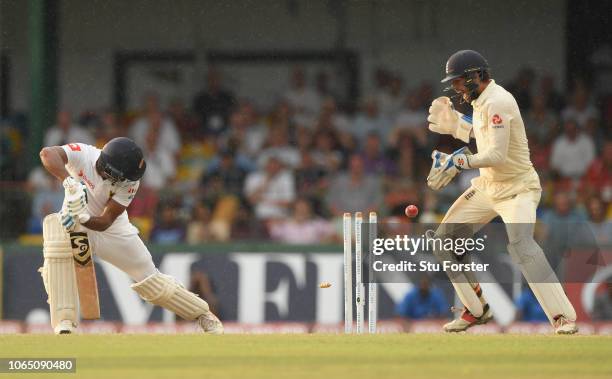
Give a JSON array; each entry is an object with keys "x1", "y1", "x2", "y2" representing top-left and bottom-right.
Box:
[{"x1": 464, "y1": 104, "x2": 511, "y2": 168}]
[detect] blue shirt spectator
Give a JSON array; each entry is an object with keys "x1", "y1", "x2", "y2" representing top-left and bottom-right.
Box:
[
  {"x1": 515, "y1": 288, "x2": 548, "y2": 322},
  {"x1": 396, "y1": 279, "x2": 448, "y2": 319}
]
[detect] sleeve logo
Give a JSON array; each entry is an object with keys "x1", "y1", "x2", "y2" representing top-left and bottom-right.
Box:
[
  {"x1": 492, "y1": 114, "x2": 503, "y2": 125},
  {"x1": 67, "y1": 143, "x2": 81, "y2": 151}
]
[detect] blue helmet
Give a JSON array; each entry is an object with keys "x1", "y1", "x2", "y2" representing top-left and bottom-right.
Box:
[
  {"x1": 96, "y1": 137, "x2": 146, "y2": 182},
  {"x1": 441, "y1": 50, "x2": 489, "y2": 83}
]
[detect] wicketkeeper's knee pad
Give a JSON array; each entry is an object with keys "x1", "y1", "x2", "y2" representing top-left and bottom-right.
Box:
[
  {"x1": 131, "y1": 272, "x2": 210, "y2": 320},
  {"x1": 41, "y1": 213, "x2": 78, "y2": 329},
  {"x1": 507, "y1": 236, "x2": 576, "y2": 323}
]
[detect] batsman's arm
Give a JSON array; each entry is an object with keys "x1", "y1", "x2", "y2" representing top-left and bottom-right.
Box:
[
  {"x1": 39, "y1": 146, "x2": 70, "y2": 181},
  {"x1": 81, "y1": 199, "x2": 126, "y2": 231}
]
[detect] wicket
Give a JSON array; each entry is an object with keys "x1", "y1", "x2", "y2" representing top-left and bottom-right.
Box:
[{"x1": 343, "y1": 211, "x2": 377, "y2": 334}]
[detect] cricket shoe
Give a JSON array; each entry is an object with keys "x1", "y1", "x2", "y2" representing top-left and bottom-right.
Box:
[
  {"x1": 54, "y1": 320, "x2": 76, "y2": 335},
  {"x1": 553, "y1": 315, "x2": 578, "y2": 335},
  {"x1": 443, "y1": 304, "x2": 493, "y2": 333},
  {"x1": 197, "y1": 311, "x2": 224, "y2": 334}
]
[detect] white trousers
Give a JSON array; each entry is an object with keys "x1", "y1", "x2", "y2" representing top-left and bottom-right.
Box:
[
  {"x1": 440, "y1": 186, "x2": 576, "y2": 323},
  {"x1": 86, "y1": 230, "x2": 157, "y2": 282}
]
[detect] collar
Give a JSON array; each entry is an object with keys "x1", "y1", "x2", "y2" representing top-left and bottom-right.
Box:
[{"x1": 471, "y1": 79, "x2": 496, "y2": 107}]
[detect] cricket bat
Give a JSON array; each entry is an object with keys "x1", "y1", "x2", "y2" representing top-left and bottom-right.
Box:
[
  {"x1": 70, "y1": 232, "x2": 100, "y2": 319},
  {"x1": 64, "y1": 181, "x2": 100, "y2": 320}
]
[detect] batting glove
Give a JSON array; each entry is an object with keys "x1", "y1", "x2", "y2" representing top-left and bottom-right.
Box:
[
  {"x1": 60, "y1": 208, "x2": 91, "y2": 233},
  {"x1": 62, "y1": 176, "x2": 88, "y2": 214}
]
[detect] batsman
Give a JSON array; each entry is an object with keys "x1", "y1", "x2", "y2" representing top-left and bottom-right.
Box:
[
  {"x1": 426, "y1": 50, "x2": 577, "y2": 334},
  {"x1": 39, "y1": 137, "x2": 223, "y2": 334}
]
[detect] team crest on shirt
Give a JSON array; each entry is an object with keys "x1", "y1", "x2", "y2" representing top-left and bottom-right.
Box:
[{"x1": 492, "y1": 114, "x2": 502, "y2": 124}]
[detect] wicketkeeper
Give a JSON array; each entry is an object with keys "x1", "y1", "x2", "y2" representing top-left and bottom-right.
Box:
[
  {"x1": 39, "y1": 137, "x2": 223, "y2": 334},
  {"x1": 426, "y1": 50, "x2": 577, "y2": 334}
]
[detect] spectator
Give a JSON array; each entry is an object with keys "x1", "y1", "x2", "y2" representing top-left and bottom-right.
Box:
[
  {"x1": 539, "y1": 75, "x2": 565, "y2": 113},
  {"x1": 129, "y1": 94, "x2": 181, "y2": 157},
  {"x1": 241, "y1": 102, "x2": 269, "y2": 158},
  {"x1": 193, "y1": 69, "x2": 236, "y2": 136},
  {"x1": 524, "y1": 94, "x2": 558, "y2": 144},
  {"x1": 326, "y1": 155, "x2": 382, "y2": 216},
  {"x1": 217, "y1": 107, "x2": 264, "y2": 172},
  {"x1": 550, "y1": 119, "x2": 595, "y2": 179},
  {"x1": 295, "y1": 150, "x2": 328, "y2": 201},
  {"x1": 417, "y1": 81, "x2": 434, "y2": 112},
  {"x1": 586, "y1": 196, "x2": 612, "y2": 246},
  {"x1": 318, "y1": 98, "x2": 351, "y2": 133},
  {"x1": 540, "y1": 192, "x2": 586, "y2": 263},
  {"x1": 392, "y1": 91, "x2": 428, "y2": 146},
  {"x1": 395, "y1": 277, "x2": 449, "y2": 320},
  {"x1": 96, "y1": 109, "x2": 123, "y2": 146},
  {"x1": 140, "y1": 125, "x2": 176, "y2": 190},
  {"x1": 245, "y1": 156, "x2": 296, "y2": 220},
  {"x1": 284, "y1": 67, "x2": 321, "y2": 126},
  {"x1": 310, "y1": 130, "x2": 342, "y2": 173},
  {"x1": 515, "y1": 287, "x2": 548, "y2": 322},
  {"x1": 150, "y1": 203, "x2": 186, "y2": 244},
  {"x1": 541, "y1": 191, "x2": 586, "y2": 225},
  {"x1": 295, "y1": 126, "x2": 314, "y2": 153},
  {"x1": 561, "y1": 84, "x2": 599, "y2": 128},
  {"x1": 44, "y1": 110, "x2": 94, "y2": 147},
  {"x1": 351, "y1": 97, "x2": 390, "y2": 143},
  {"x1": 268, "y1": 198, "x2": 333, "y2": 244},
  {"x1": 26, "y1": 167, "x2": 64, "y2": 233},
  {"x1": 315, "y1": 71, "x2": 337, "y2": 100},
  {"x1": 507, "y1": 67, "x2": 535, "y2": 110},
  {"x1": 592, "y1": 283, "x2": 612, "y2": 321},
  {"x1": 580, "y1": 140, "x2": 612, "y2": 202},
  {"x1": 384, "y1": 144, "x2": 418, "y2": 216},
  {"x1": 202, "y1": 150, "x2": 249, "y2": 196},
  {"x1": 377, "y1": 75, "x2": 404, "y2": 120},
  {"x1": 186, "y1": 202, "x2": 213, "y2": 244},
  {"x1": 168, "y1": 98, "x2": 200, "y2": 141},
  {"x1": 372, "y1": 67, "x2": 392, "y2": 97},
  {"x1": 419, "y1": 192, "x2": 441, "y2": 223},
  {"x1": 361, "y1": 133, "x2": 395, "y2": 176},
  {"x1": 257, "y1": 126, "x2": 300, "y2": 169}
]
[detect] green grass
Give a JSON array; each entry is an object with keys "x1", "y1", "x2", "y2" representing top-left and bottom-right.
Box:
[{"x1": 1, "y1": 334, "x2": 611, "y2": 379}]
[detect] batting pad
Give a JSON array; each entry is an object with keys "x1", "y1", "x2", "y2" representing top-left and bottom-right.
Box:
[
  {"x1": 131, "y1": 272, "x2": 210, "y2": 320},
  {"x1": 41, "y1": 213, "x2": 78, "y2": 330},
  {"x1": 507, "y1": 237, "x2": 577, "y2": 324}
]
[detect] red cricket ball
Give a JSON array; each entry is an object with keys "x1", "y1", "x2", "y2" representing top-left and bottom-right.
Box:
[{"x1": 405, "y1": 204, "x2": 419, "y2": 218}]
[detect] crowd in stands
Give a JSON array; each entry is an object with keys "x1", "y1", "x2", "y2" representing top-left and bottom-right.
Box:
[{"x1": 0, "y1": 66, "x2": 610, "y2": 246}]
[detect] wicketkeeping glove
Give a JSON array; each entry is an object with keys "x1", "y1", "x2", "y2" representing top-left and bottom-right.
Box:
[
  {"x1": 427, "y1": 97, "x2": 473, "y2": 143},
  {"x1": 426, "y1": 147, "x2": 472, "y2": 191}
]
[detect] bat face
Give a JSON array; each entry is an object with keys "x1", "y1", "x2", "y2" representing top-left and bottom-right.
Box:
[{"x1": 70, "y1": 232, "x2": 100, "y2": 320}]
